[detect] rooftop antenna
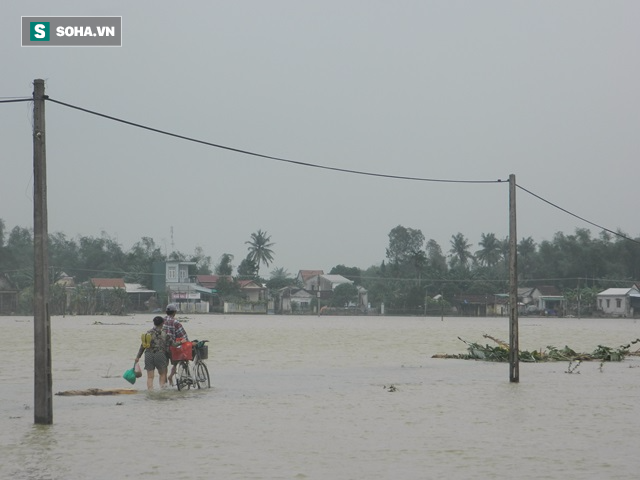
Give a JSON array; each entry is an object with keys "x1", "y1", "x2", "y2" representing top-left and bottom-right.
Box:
[{"x1": 170, "y1": 226, "x2": 175, "y2": 252}]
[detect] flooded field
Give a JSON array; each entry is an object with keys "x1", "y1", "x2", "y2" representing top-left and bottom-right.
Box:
[{"x1": 2, "y1": 314, "x2": 640, "y2": 479}]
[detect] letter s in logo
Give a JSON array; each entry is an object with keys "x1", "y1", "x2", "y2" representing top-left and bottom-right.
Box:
[
  {"x1": 34, "y1": 24, "x2": 46, "y2": 38},
  {"x1": 29, "y1": 21, "x2": 50, "y2": 41}
]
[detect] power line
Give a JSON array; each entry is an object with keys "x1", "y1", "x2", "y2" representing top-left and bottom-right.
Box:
[
  {"x1": 45, "y1": 97, "x2": 504, "y2": 185},
  {"x1": 10, "y1": 95, "x2": 636, "y2": 245},
  {"x1": 0, "y1": 97, "x2": 32, "y2": 103},
  {"x1": 516, "y1": 184, "x2": 640, "y2": 245}
]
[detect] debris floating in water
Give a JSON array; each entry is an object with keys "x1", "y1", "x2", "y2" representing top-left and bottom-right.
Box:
[
  {"x1": 55, "y1": 388, "x2": 138, "y2": 396},
  {"x1": 432, "y1": 335, "x2": 640, "y2": 362}
]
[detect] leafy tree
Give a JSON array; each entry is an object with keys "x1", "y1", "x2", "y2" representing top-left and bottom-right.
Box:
[
  {"x1": 98, "y1": 287, "x2": 128, "y2": 315},
  {"x1": 330, "y1": 282, "x2": 359, "y2": 307},
  {"x1": 49, "y1": 232, "x2": 80, "y2": 280},
  {"x1": 215, "y1": 253, "x2": 234, "y2": 276},
  {"x1": 425, "y1": 239, "x2": 447, "y2": 276},
  {"x1": 237, "y1": 256, "x2": 258, "y2": 279},
  {"x1": 167, "y1": 250, "x2": 186, "y2": 262},
  {"x1": 77, "y1": 232, "x2": 126, "y2": 281},
  {"x1": 614, "y1": 232, "x2": 640, "y2": 280},
  {"x1": 189, "y1": 246, "x2": 212, "y2": 275},
  {"x1": 5, "y1": 226, "x2": 34, "y2": 289},
  {"x1": 125, "y1": 236, "x2": 165, "y2": 287},
  {"x1": 49, "y1": 282, "x2": 68, "y2": 316},
  {"x1": 564, "y1": 285, "x2": 600, "y2": 316},
  {"x1": 360, "y1": 263, "x2": 393, "y2": 308},
  {"x1": 409, "y1": 249, "x2": 427, "y2": 285},
  {"x1": 386, "y1": 225, "x2": 424, "y2": 267},
  {"x1": 71, "y1": 281, "x2": 98, "y2": 315},
  {"x1": 245, "y1": 229, "x2": 275, "y2": 277}
]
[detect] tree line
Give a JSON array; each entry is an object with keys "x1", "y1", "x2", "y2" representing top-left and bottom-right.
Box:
[{"x1": 1, "y1": 218, "x2": 639, "y2": 315}]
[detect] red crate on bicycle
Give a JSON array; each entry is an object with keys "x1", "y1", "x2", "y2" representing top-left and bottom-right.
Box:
[{"x1": 170, "y1": 341, "x2": 193, "y2": 361}]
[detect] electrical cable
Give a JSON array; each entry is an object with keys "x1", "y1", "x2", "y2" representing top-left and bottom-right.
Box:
[
  {"x1": 516, "y1": 184, "x2": 640, "y2": 246},
  {"x1": 0, "y1": 98, "x2": 33, "y2": 103},
  {"x1": 12, "y1": 95, "x2": 635, "y2": 246},
  {"x1": 45, "y1": 97, "x2": 505, "y2": 185}
]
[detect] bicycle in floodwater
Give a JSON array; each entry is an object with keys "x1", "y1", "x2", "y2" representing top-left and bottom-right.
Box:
[{"x1": 171, "y1": 339, "x2": 210, "y2": 390}]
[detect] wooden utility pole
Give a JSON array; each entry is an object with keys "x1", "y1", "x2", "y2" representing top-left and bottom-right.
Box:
[
  {"x1": 508, "y1": 174, "x2": 519, "y2": 382},
  {"x1": 33, "y1": 78, "x2": 53, "y2": 424}
]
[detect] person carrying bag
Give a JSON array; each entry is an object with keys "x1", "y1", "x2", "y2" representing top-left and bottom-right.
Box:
[{"x1": 134, "y1": 316, "x2": 171, "y2": 390}]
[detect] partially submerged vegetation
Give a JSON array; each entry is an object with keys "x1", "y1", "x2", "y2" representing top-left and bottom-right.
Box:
[{"x1": 433, "y1": 334, "x2": 640, "y2": 362}]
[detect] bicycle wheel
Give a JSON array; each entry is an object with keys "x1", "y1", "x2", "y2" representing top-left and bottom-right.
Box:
[
  {"x1": 176, "y1": 361, "x2": 191, "y2": 391},
  {"x1": 195, "y1": 361, "x2": 210, "y2": 389}
]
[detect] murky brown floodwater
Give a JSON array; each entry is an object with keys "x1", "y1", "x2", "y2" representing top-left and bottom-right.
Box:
[{"x1": 2, "y1": 314, "x2": 640, "y2": 479}]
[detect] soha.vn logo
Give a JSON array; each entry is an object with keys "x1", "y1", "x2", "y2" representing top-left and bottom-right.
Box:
[{"x1": 31, "y1": 21, "x2": 116, "y2": 39}]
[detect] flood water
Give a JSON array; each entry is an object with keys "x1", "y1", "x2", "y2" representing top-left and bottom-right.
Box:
[{"x1": 2, "y1": 314, "x2": 640, "y2": 479}]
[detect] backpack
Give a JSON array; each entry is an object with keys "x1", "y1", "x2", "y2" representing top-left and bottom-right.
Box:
[
  {"x1": 141, "y1": 332, "x2": 152, "y2": 349},
  {"x1": 141, "y1": 328, "x2": 167, "y2": 350}
]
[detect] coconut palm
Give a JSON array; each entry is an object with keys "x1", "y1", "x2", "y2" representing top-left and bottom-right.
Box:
[
  {"x1": 245, "y1": 229, "x2": 275, "y2": 277},
  {"x1": 449, "y1": 233, "x2": 473, "y2": 269},
  {"x1": 475, "y1": 233, "x2": 502, "y2": 267}
]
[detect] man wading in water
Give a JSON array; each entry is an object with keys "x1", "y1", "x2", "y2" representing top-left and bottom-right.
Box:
[{"x1": 163, "y1": 303, "x2": 189, "y2": 386}]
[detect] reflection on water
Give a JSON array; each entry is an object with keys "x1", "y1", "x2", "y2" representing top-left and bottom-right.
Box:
[
  {"x1": 9, "y1": 425, "x2": 64, "y2": 480},
  {"x1": 2, "y1": 315, "x2": 640, "y2": 479}
]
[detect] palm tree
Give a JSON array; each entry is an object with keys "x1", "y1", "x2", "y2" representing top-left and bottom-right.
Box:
[
  {"x1": 245, "y1": 229, "x2": 275, "y2": 277},
  {"x1": 449, "y1": 233, "x2": 473, "y2": 269},
  {"x1": 475, "y1": 233, "x2": 502, "y2": 267}
]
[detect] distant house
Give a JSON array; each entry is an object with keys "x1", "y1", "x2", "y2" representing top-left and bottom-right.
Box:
[
  {"x1": 88, "y1": 278, "x2": 157, "y2": 312},
  {"x1": 596, "y1": 286, "x2": 640, "y2": 317},
  {"x1": 518, "y1": 285, "x2": 565, "y2": 315},
  {"x1": 237, "y1": 279, "x2": 266, "y2": 303},
  {"x1": 125, "y1": 283, "x2": 157, "y2": 311},
  {"x1": 302, "y1": 273, "x2": 368, "y2": 310},
  {"x1": 194, "y1": 274, "x2": 267, "y2": 314},
  {"x1": 531, "y1": 286, "x2": 564, "y2": 315},
  {"x1": 0, "y1": 274, "x2": 18, "y2": 315},
  {"x1": 195, "y1": 275, "x2": 230, "y2": 292},
  {"x1": 302, "y1": 274, "x2": 352, "y2": 292},
  {"x1": 278, "y1": 287, "x2": 314, "y2": 313},
  {"x1": 223, "y1": 278, "x2": 268, "y2": 314},
  {"x1": 153, "y1": 261, "x2": 209, "y2": 312},
  {"x1": 195, "y1": 274, "x2": 265, "y2": 301},
  {"x1": 194, "y1": 275, "x2": 229, "y2": 311},
  {"x1": 297, "y1": 270, "x2": 324, "y2": 286},
  {"x1": 88, "y1": 278, "x2": 127, "y2": 314},
  {"x1": 453, "y1": 293, "x2": 508, "y2": 317}
]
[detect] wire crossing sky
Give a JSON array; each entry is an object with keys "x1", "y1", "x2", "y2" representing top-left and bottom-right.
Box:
[
  {"x1": 40, "y1": 96, "x2": 640, "y2": 247},
  {"x1": 46, "y1": 97, "x2": 506, "y2": 185}
]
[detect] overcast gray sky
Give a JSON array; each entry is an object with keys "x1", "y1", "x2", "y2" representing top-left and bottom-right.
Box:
[{"x1": 3, "y1": 1, "x2": 639, "y2": 276}]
